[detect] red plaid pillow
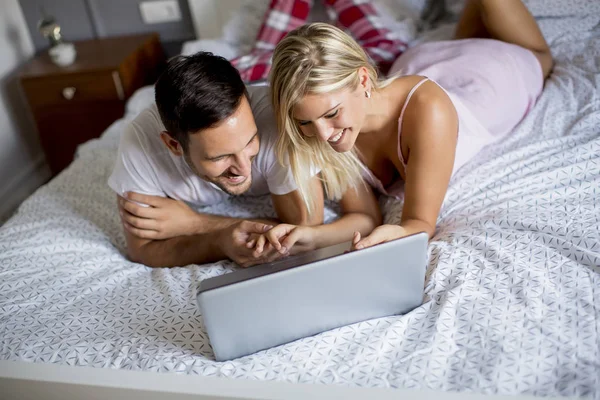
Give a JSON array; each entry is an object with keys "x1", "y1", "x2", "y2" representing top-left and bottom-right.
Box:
[
  {"x1": 231, "y1": 0, "x2": 313, "y2": 82},
  {"x1": 324, "y1": 0, "x2": 408, "y2": 74},
  {"x1": 231, "y1": 0, "x2": 408, "y2": 82}
]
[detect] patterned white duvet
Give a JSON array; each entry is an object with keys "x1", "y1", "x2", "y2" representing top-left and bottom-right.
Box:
[{"x1": 1, "y1": 7, "x2": 599, "y2": 399}]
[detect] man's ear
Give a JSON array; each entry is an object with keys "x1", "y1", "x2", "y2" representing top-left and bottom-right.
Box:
[{"x1": 160, "y1": 131, "x2": 184, "y2": 156}]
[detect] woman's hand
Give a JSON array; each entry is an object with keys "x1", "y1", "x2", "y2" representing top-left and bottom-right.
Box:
[
  {"x1": 248, "y1": 224, "x2": 318, "y2": 257},
  {"x1": 351, "y1": 224, "x2": 408, "y2": 250}
]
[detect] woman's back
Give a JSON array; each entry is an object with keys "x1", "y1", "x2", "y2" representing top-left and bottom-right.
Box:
[{"x1": 357, "y1": 38, "x2": 545, "y2": 198}]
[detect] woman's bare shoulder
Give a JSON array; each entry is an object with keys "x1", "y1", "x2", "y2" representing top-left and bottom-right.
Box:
[
  {"x1": 400, "y1": 78, "x2": 459, "y2": 145},
  {"x1": 405, "y1": 78, "x2": 456, "y2": 120},
  {"x1": 384, "y1": 75, "x2": 445, "y2": 106}
]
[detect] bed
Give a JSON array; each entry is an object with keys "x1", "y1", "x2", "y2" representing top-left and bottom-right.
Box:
[{"x1": 1, "y1": 0, "x2": 599, "y2": 398}]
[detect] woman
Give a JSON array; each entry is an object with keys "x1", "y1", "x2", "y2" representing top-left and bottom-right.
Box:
[{"x1": 252, "y1": 0, "x2": 553, "y2": 255}]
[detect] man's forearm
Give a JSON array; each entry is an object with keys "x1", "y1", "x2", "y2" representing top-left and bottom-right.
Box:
[
  {"x1": 192, "y1": 213, "x2": 277, "y2": 235},
  {"x1": 133, "y1": 232, "x2": 225, "y2": 268}
]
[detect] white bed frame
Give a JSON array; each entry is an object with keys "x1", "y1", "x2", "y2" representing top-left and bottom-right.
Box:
[{"x1": 0, "y1": 360, "x2": 553, "y2": 400}]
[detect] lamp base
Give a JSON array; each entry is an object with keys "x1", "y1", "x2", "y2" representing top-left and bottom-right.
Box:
[{"x1": 49, "y1": 42, "x2": 77, "y2": 67}]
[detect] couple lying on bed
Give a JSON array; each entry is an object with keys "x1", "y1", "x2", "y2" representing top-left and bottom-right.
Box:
[{"x1": 109, "y1": 0, "x2": 553, "y2": 268}]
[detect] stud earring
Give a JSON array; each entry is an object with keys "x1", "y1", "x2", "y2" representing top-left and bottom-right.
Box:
[{"x1": 365, "y1": 91, "x2": 371, "y2": 99}]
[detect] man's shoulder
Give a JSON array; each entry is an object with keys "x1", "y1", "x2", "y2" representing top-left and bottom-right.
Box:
[
  {"x1": 120, "y1": 104, "x2": 165, "y2": 154},
  {"x1": 114, "y1": 103, "x2": 180, "y2": 189},
  {"x1": 246, "y1": 84, "x2": 270, "y2": 104},
  {"x1": 245, "y1": 85, "x2": 279, "y2": 170},
  {"x1": 127, "y1": 103, "x2": 164, "y2": 138},
  {"x1": 246, "y1": 85, "x2": 277, "y2": 141}
]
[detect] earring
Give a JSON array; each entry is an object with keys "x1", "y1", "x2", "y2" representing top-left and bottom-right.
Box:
[{"x1": 365, "y1": 91, "x2": 371, "y2": 99}]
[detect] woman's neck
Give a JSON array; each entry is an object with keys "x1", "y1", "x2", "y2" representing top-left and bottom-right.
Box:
[{"x1": 360, "y1": 82, "x2": 402, "y2": 136}]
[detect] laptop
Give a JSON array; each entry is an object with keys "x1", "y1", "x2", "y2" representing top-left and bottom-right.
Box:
[{"x1": 196, "y1": 232, "x2": 429, "y2": 361}]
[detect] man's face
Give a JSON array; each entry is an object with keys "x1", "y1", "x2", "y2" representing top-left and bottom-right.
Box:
[{"x1": 181, "y1": 96, "x2": 260, "y2": 196}]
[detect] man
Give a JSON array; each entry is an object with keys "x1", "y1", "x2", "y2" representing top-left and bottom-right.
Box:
[{"x1": 108, "y1": 52, "x2": 323, "y2": 268}]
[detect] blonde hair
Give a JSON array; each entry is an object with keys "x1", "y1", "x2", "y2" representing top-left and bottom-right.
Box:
[{"x1": 270, "y1": 23, "x2": 396, "y2": 214}]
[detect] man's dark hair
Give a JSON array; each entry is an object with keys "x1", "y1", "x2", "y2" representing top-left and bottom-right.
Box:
[{"x1": 154, "y1": 52, "x2": 246, "y2": 152}]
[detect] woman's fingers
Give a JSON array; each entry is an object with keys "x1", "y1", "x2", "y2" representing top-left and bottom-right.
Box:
[
  {"x1": 279, "y1": 229, "x2": 304, "y2": 254},
  {"x1": 350, "y1": 231, "x2": 363, "y2": 251},
  {"x1": 265, "y1": 224, "x2": 294, "y2": 251},
  {"x1": 354, "y1": 229, "x2": 387, "y2": 250},
  {"x1": 254, "y1": 234, "x2": 267, "y2": 255}
]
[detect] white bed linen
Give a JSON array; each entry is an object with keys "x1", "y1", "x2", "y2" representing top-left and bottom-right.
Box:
[{"x1": 1, "y1": 6, "x2": 599, "y2": 400}]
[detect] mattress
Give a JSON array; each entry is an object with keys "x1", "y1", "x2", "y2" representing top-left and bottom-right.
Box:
[{"x1": 1, "y1": 7, "x2": 599, "y2": 399}]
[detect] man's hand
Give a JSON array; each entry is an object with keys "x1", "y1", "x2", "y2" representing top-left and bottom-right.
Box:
[
  {"x1": 250, "y1": 224, "x2": 318, "y2": 257},
  {"x1": 219, "y1": 220, "x2": 284, "y2": 267},
  {"x1": 351, "y1": 224, "x2": 408, "y2": 251},
  {"x1": 118, "y1": 192, "x2": 203, "y2": 240}
]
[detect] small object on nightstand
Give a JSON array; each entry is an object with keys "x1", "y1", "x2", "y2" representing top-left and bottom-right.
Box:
[
  {"x1": 20, "y1": 34, "x2": 167, "y2": 175},
  {"x1": 37, "y1": 9, "x2": 77, "y2": 67},
  {"x1": 48, "y1": 43, "x2": 77, "y2": 67}
]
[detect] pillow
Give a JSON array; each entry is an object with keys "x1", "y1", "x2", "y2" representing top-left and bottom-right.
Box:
[
  {"x1": 231, "y1": 0, "x2": 419, "y2": 82},
  {"x1": 190, "y1": 0, "x2": 420, "y2": 60},
  {"x1": 222, "y1": 0, "x2": 272, "y2": 54}
]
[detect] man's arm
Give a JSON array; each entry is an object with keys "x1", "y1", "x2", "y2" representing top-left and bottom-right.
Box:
[
  {"x1": 117, "y1": 195, "x2": 276, "y2": 268},
  {"x1": 122, "y1": 226, "x2": 223, "y2": 268},
  {"x1": 118, "y1": 192, "x2": 276, "y2": 239}
]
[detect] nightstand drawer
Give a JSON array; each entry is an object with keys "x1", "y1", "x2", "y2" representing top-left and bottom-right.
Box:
[
  {"x1": 21, "y1": 72, "x2": 121, "y2": 109},
  {"x1": 34, "y1": 102, "x2": 125, "y2": 174}
]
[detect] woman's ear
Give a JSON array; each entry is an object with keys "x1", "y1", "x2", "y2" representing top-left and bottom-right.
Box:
[
  {"x1": 358, "y1": 67, "x2": 370, "y2": 90},
  {"x1": 160, "y1": 131, "x2": 184, "y2": 156}
]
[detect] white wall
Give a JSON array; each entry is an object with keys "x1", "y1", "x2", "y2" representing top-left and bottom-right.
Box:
[
  {"x1": 187, "y1": 0, "x2": 249, "y2": 39},
  {"x1": 0, "y1": 0, "x2": 51, "y2": 223}
]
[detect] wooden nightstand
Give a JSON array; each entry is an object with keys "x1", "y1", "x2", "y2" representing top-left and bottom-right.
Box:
[{"x1": 20, "y1": 33, "x2": 166, "y2": 175}]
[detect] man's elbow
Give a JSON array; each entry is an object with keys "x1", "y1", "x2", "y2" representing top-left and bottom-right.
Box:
[{"x1": 126, "y1": 245, "x2": 171, "y2": 268}]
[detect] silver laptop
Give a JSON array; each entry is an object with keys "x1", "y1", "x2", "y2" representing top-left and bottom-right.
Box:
[{"x1": 197, "y1": 232, "x2": 429, "y2": 361}]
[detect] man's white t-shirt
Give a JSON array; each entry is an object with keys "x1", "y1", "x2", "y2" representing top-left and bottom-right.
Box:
[{"x1": 108, "y1": 86, "x2": 300, "y2": 206}]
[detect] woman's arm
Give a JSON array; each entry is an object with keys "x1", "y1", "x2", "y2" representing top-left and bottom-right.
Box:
[
  {"x1": 271, "y1": 175, "x2": 324, "y2": 226},
  {"x1": 252, "y1": 180, "x2": 382, "y2": 256},
  {"x1": 353, "y1": 81, "x2": 458, "y2": 249},
  {"x1": 313, "y1": 181, "x2": 382, "y2": 247},
  {"x1": 400, "y1": 81, "x2": 458, "y2": 236}
]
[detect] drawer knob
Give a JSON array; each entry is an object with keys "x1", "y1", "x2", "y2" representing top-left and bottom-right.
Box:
[{"x1": 62, "y1": 87, "x2": 76, "y2": 100}]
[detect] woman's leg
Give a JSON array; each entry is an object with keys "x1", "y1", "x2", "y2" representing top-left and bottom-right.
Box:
[{"x1": 455, "y1": 0, "x2": 553, "y2": 78}]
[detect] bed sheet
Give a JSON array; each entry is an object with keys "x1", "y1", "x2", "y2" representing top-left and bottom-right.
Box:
[{"x1": 1, "y1": 9, "x2": 599, "y2": 400}]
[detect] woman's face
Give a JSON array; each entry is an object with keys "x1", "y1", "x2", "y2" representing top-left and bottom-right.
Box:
[{"x1": 292, "y1": 83, "x2": 367, "y2": 153}]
